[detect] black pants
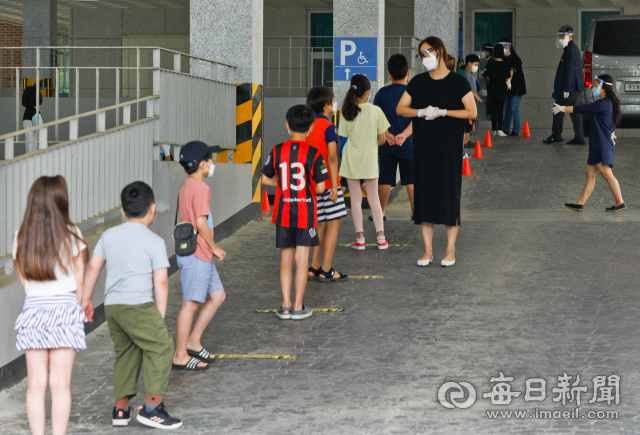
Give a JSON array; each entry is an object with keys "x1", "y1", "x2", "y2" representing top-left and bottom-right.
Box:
[
  {"x1": 552, "y1": 92, "x2": 584, "y2": 140},
  {"x1": 490, "y1": 101, "x2": 505, "y2": 132}
]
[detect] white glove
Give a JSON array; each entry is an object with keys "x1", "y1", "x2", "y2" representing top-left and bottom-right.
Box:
[
  {"x1": 506, "y1": 80, "x2": 512, "y2": 90},
  {"x1": 418, "y1": 106, "x2": 438, "y2": 119},
  {"x1": 552, "y1": 103, "x2": 565, "y2": 115},
  {"x1": 436, "y1": 108, "x2": 447, "y2": 118},
  {"x1": 563, "y1": 92, "x2": 569, "y2": 99}
]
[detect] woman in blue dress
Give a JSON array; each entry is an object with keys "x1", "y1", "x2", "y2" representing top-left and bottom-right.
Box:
[{"x1": 554, "y1": 74, "x2": 626, "y2": 212}]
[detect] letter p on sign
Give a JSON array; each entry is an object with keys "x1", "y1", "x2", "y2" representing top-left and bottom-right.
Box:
[{"x1": 340, "y1": 40, "x2": 356, "y2": 65}]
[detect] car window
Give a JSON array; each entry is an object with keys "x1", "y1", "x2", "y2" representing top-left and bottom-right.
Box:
[{"x1": 593, "y1": 20, "x2": 640, "y2": 56}]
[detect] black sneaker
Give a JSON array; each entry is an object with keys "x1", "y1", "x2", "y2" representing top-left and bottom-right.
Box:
[
  {"x1": 605, "y1": 203, "x2": 627, "y2": 212},
  {"x1": 464, "y1": 141, "x2": 475, "y2": 148},
  {"x1": 112, "y1": 407, "x2": 131, "y2": 426},
  {"x1": 564, "y1": 203, "x2": 583, "y2": 212},
  {"x1": 543, "y1": 136, "x2": 563, "y2": 144},
  {"x1": 509, "y1": 132, "x2": 519, "y2": 137},
  {"x1": 136, "y1": 402, "x2": 183, "y2": 430}
]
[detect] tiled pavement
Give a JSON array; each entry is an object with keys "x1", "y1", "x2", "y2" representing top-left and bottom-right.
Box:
[{"x1": 2, "y1": 136, "x2": 640, "y2": 434}]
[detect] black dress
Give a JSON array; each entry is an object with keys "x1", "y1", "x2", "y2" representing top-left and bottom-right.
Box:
[
  {"x1": 484, "y1": 60, "x2": 509, "y2": 103},
  {"x1": 407, "y1": 71, "x2": 472, "y2": 226}
]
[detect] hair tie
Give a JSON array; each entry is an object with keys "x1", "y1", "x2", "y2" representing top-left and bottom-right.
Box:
[{"x1": 351, "y1": 85, "x2": 357, "y2": 90}]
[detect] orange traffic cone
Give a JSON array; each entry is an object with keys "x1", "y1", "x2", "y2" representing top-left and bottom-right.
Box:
[
  {"x1": 462, "y1": 156, "x2": 473, "y2": 176},
  {"x1": 483, "y1": 130, "x2": 493, "y2": 148},
  {"x1": 261, "y1": 190, "x2": 270, "y2": 212},
  {"x1": 522, "y1": 121, "x2": 531, "y2": 138},
  {"x1": 473, "y1": 140, "x2": 484, "y2": 158}
]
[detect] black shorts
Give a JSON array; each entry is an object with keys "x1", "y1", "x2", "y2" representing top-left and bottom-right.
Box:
[
  {"x1": 378, "y1": 154, "x2": 414, "y2": 186},
  {"x1": 276, "y1": 226, "x2": 320, "y2": 249},
  {"x1": 465, "y1": 119, "x2": 475, "y2": 133}
]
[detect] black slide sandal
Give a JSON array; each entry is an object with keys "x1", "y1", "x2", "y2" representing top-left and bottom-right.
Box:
[
  {"x1": 172, "y1": 357, "x2": 209, "y2": 371},
  {"x1": 188, "y1": 348, "x2": 216, "y2": 364},
  {"x1": 318, "y1": 267, "x2": 349, "y2": 282},
  {"x1": 308, "y1": 266, "x2": 321, "y2": 281}
]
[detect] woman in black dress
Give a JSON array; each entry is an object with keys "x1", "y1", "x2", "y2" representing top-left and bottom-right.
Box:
[
  {"x1": 484, "y1": 43, "x2": 510, "y2": 136},
  {"x1": 397, "y1": 36, "x2": 477, "y2": 267}
]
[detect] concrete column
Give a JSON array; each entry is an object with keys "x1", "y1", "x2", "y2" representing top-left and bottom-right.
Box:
[
  {"x1": 190, "y1": 0, "x2": 263, "y2": 202},
  {"x1": 22, "y1": 0, "x2": 57, "y2": 79},
  {"x1": 333, "y1": 0, "x2": 385, "y2": 105},
  {"x1": 414, "y1": 0, "x2": 458, "y2": 59}
]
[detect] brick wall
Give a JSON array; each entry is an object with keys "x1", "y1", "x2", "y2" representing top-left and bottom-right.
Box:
[{"x1": 0, "y1": 20, "x2": 22, "y2": 88}]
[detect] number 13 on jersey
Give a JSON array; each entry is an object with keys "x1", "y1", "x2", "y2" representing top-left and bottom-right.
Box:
[{"x1": 279, "y1": 162, "x2": 306, "y2": 191}]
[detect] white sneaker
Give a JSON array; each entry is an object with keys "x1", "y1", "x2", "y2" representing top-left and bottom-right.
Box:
[
  {"x1": 492, "y1": 131, "x2": 498, "y2": 136},
  {"x1": 497, "y1": 131, "x2": 508, "y2": 137},
  {"x1": 417, "y1": 256, "x2": 433, "y2": 267}
]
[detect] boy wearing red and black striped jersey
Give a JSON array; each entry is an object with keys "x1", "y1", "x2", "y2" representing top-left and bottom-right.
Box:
[{"x1": 261, "y1": 105, "x2": 327, "y2": 321}]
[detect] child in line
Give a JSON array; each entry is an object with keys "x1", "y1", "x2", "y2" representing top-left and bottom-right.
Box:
[
  {"x1": 83, "y1": 182, "x2": 182, "y2": 430},
  {"x1": 174, "y1": 141, "x2": 226, "y2": 370},
  {"x1": 262, "y1": 105, "x2": 328, "y2": 319},
  {"x1": 339, "y1": 74, "x2": 391, "y2": 250},
  {"x1": 462, "y1": 54, "x2": 484, "y2": 147},
  {"x1": 306, "y1": 86, "x2": 349, "y2": 282},
  {"x1": 372, "y1": 54, "x2": 415, "y2": 221},
  {"x1": 13, "y1": 175, "x2": 88, "y2": 435}
]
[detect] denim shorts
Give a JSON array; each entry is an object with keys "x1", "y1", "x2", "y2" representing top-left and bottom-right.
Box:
[{"x1": 177, "y1": 254, "x2": 224, "y2": 303}]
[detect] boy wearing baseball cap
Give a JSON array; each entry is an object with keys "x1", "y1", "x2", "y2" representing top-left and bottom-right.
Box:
[{"x1": 172, "y1": 141, "x2": 226, "y2": 371}]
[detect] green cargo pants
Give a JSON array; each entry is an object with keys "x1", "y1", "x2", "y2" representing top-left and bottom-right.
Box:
[{"x1": 105, "y1": 303, "x2": 174, "y2": 400}]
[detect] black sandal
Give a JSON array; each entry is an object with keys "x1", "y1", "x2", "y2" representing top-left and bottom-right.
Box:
[
  {"x1": 318, "y1": 267, "x2": 349, "y2": 282},
  {"x1": 172, "y1": 357, "x2": 209, "y2": 371},
  {"x1": 187, "y1": 347, "x2": 216, "y2": 364},
  {"x1": 308, "y1": 266, "x2": 321, "y2": 281}
]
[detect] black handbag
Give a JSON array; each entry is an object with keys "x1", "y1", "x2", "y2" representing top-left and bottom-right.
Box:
[{"x1": 173, "y1": 198, "x2": 198, "y2": 256}]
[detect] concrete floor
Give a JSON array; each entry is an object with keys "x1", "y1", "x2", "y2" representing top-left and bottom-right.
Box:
[{"x1": 1, "y1": 136, "x2": 640, "y2": 434}]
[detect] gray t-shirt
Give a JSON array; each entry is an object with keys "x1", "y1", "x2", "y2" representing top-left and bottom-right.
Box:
[
  {"x1": 94, "y1": 221, "x2": 170, "y2": 306},
  {"x1": 463, "y1": 70, "x2": 478, "y2": 93}
]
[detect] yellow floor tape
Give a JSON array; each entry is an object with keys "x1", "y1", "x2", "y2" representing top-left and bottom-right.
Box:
[
  {"x1": 212, "y1": 354, "x2": 297, "y2": 359},
  {"x1": 338, "y1": 243, "x2": 414, "y2": 247},
  {"x1": 350, "y1": 276, "x2": 384, "y2": 279},
  {"x1": 255, "y1": 308, "x2": 345, "y2": 313}
]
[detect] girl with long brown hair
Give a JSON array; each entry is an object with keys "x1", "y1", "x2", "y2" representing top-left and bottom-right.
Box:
[
  {"x1": 13, "y1": 175, "x2": 88, "y2": 435},
  {"x1": 556, "y1": 74, "x2": 626, "y2": 212}
]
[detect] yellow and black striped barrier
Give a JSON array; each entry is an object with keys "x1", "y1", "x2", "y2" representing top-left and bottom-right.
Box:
[
  {"x1": 23, "y1": 78, "x2": 55, "y2": 97},
  {"x1": 228, "y1": 82, "x2": 263, "y2": 203},
  {"x1": 212, "y1": 354, "x2": 296, "y2": 360},
  {"x1": 350, "y1": 276, "x2": 384, "y2": 279},
  {"x1": 255, "y1": 308, "x2": 345, "y2": 313}
]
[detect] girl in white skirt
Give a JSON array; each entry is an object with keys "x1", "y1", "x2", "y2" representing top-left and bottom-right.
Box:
[{"x1": 13, "y1": 175, "x2": 88, "y2": 435}]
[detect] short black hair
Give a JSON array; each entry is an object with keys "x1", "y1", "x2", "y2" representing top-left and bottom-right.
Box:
[
  {"x1": 121, "y1": 181, "x2": 155, "y2": 218},
  {"x1": 465, "y1": 54, "x2": 480, "y2": 65},
  {"x1": 493, "y1": 43, "x2": 505, "y2": 60},
  {"x1": 306, "y1": 87, "x2": 334, "y2": 114},
  {"x1": 559, "y1": 24, "x2": 573, "y2": 33},
  {"x1": 387, "y1": 54, "x2": 409, "y2": 80},
  {"x1": 183, "y1": 152, "x2": 212, "y2": 175},
  {"x1": 22, "y1": 85, "x2": 43, "y2": 108},
  {"x1": 286, "y1": 105, "x2": 315, "y2": 133}
]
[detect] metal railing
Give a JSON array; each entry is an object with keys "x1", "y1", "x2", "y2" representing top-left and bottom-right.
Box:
[
  {"x1": 0, "y1": 46, "x2": 237, "y2": 149},
  {"x1": 263, "y1": 36, "x2": 419, "y2": 97}
]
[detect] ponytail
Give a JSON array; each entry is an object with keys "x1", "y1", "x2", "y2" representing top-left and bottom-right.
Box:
[
  {"x1": 342, "y1": 74, "x2": 371, "y2": 121},
  {"x1": 599, "y1": 74, "x2": 622, "y2": 127}
]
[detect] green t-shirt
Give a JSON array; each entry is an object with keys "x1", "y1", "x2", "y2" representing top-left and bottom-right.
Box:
[{"x1": 338, "y1": 103, "x2": 390, "y2": 179}]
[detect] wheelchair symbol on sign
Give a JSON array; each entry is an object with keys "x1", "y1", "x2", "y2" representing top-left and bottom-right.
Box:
[{"x1": 357, "y1": 52, "x2": 368, "y2": 64}]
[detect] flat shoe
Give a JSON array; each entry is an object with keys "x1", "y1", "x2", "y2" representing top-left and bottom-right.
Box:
[
  {"x1": 291, "y1": 304, "x2": 313, "y2": 320},
  {"x1": 606, "y1": 203, "x2": 627, "y2": 212},
  {"x1": 417, "y1": 256, "x2": 434, "y2": 267},
  {"x1": 276, "y1": 306, "x2": 292, "y2": 320},
  {"x1": 564, "y1": 203, "x2": 583, "y2": 212},
  {"x1": 441, "y1": 257, "x2": 456, "y2": 267}
]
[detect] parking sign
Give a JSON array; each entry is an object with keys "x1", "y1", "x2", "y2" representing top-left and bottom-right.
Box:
[{"x1": 334, "y1": 38, "x2": 377, "y2": 81}]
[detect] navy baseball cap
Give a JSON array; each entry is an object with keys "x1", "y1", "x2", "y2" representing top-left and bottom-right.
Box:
[{"x1": 179, "y1": 141, "x2": 221, "y2": 169}]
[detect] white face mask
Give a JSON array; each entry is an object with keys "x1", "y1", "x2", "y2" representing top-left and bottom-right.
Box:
[
  {"x1": 561, "y1": 38, "x2": 569, "y2": 48},
  {"x1": 206, "y1": 161, "x2": 215, "y2": 178},
  {"x1": 331, "y1": 102, "x2": 337, "y2": 115},
  {"x1": 471, "y1": 65, "x2": 478, "y2": 73},
  {"x1": 422, "y1": 55, "x2": 438, "y2": 71}
]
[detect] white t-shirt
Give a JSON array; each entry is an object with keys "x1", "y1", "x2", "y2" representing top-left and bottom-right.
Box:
[{"x1": 12, "y1": 226, "x2": 86, "y2": 297}]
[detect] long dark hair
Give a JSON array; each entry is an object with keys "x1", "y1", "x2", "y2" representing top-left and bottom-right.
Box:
[
  {"x1": 493, "y1": 43, "x2": 505, "y2": 60},
  {"x1": 15, "y1": 175, "x2": 87, "y2": 281},
  {"x1": 22, "y1": 85, "x2": 43, "y2": 108},
  {"x1": 599, "y1": 74, "x2": 622, "y2": 127},
  {"x1": 342, "y1": 74, "x2": 370, "y2": 121}
]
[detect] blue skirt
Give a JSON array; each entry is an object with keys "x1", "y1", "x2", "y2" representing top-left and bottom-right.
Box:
[{"x1": 15, "y1": 293, "x2": 88, "y2": 351}]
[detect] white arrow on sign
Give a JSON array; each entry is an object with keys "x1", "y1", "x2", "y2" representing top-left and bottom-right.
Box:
[{"x1": 345, "y1": 68, "x2": 351, "y2": 80}]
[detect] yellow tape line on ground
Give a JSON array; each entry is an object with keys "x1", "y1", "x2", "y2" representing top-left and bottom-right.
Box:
[
  {"x1": 338, "y1": 244, "x2": 414, "y2": 247},
  {"x1": 255, "y1": 308, "x2": 345, "y2": 313},
  {"x1": 212, "y1": 354, "x2": 297, "y2": 359},
  {"x1": 350, "y1": 276, "x2": 384, "y2": 279}
]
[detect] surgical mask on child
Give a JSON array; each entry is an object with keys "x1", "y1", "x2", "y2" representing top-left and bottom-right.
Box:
[
  {"x1": 332, "y1": 102, "x2": 337, "y2": 114},
  {"x1": 471, "y1": 65, "x2": 478, "y2": 73},
  {"x1": 592, "y1": 86, "x2": 601, "y2": 98},
  {"x1": 422, "y1": 55, "x2": 438, "y2": 71},
  {"x1": 206, "y1": 162, "x2": 215, "y2": 178}
]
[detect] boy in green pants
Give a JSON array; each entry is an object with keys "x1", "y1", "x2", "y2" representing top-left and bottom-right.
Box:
[{"x1": 83, "y1": 181, "x2": 182, "y2": 430}]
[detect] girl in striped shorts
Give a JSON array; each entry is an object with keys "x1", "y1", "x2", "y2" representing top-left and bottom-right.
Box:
[{"x1": 13, "y1": 175, "x2": 88, "y2": 435}]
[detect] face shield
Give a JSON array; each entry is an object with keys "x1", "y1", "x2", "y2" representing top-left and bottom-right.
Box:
[
  {"x1": 416, "y1": 47, "x2": 437, "y2": 71},
  {"x1": 500, "y1": 42, "x2": 511, "y2": 57},
  {"x1": 594, "y1": 76, "x2": 612, "y2": 88},
  {"x1": 556, "y1": 32, "x2": 572, "y2": 49}
]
